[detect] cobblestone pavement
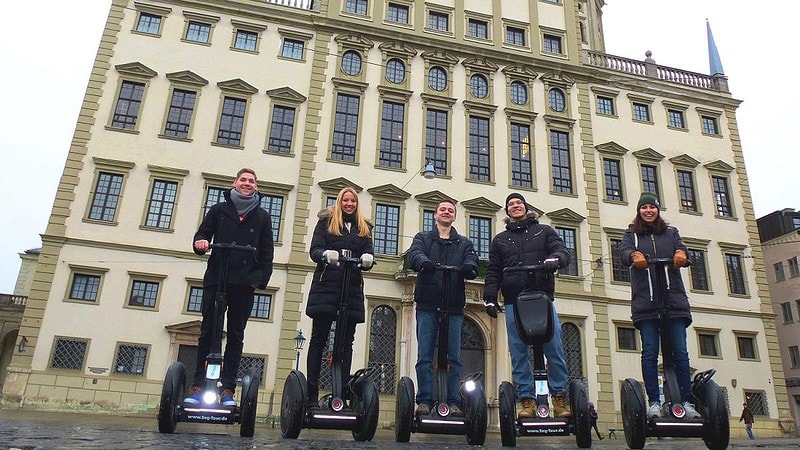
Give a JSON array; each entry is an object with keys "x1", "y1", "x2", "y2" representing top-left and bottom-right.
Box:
[{"x1": 1, "y1": 409, "x2": 798, "y2": 449}]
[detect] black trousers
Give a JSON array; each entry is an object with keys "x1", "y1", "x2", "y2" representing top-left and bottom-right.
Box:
[
  {"x1": 193, "y1": 284, "x2": 254, "y2": 391},
  {"x1": 305, "y1": 316, "x2": 357, "y2": 402}
]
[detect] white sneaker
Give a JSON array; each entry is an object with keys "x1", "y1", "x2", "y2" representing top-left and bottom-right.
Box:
[
  {"x1": 682, "y1": 402, "x2": 701, "y2": 419},
  {"x1": 647, "y1": 402, "x2": 663, "y2": 418}
]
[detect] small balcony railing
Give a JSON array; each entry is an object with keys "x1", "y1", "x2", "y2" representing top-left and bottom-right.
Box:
[
  {"x1": 258, "y1": 0, "x2": 315, "y2": 11},
  {"x1": 0, "y1": 294, "x2": 27, "y2": 306}
]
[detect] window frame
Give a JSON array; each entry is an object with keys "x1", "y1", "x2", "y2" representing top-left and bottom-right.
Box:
[
  {"x1": 775, "y1": 262, "x2": 786, "y2": 282},
  {"x1": 542, "y1": 33, "x2": 563, "y2": 55},
  {"x1": 549, "y1": 128, "x2": 573, "y2": 195},
  {"x1": 606, "y1": 229, "x2": 630, "y2": 284},
  {"x1": 48, "y1": 336, "x2": 89, "y2": 372},
  {"x1": 467, "y1": 114, "x2": 492, "y2": 182},
  {"x1": 373, "y1": 202, "x2": 401, "y2": 256},
  {"x1": 125, "y1": 271, "x2": 167, "y2": 311},
  {"x1": 343, "y1": 0, "x2": 369, "y2": 17},
  {"x1": 140, "y1": 165, "x2": 188, "y2": 232},
  {"x1": 132, "y1": 4, "x2": 171, "y2": 37},
  {"x1": 386, "y1": 2, "x2": 411, "y2": 25},
  {"x1": 615, "y1": 323, "x2": 639, "y2": 352},
  {"x1": 789, "y1": 256, "x2": 800, "y2": 278},
  {"x1": 734, "y1": 332, "x2": 759, "y2": 361},
  {"x1": 112, "y1": 342, "x2": 150, "y2": 376},
  {"x1": 378, "y1": 100, "x2": 406, "y2": 169},
  {"x1": 720, "y1": 242, "x2": 748, "y2": 296},
  {"x1": 663, "y1": 101, "x2": 689, "y2": 131},
  {"x1": 230, "y1": 19, "x2": 267, "y2": 54},
  {"x1": 695, "y1": 328, "x2": 722, "y2": 359},
  {"x1": 185, "y1": 281, "x2": 204, "y2": 314},
  {"x1": 628, "y1": 94, "x2": 654, "y2": 124},
  {"x1": 84, "y1": 157, "x2": 134, "y2": 225},
  {"x1": 467, "y1": 215, "x2": 492, "y2": 260},
  {"x1": 505, "y1": 25, "x2": 526, "y2": 47},
  {"x1": 466, "y1": 16, "x2": 491, "y2": 41},
  {"x1": 64, "y1": 265, "x2": 109, "y2": 305},
  {"x1": 250, "y1": 290, "x2": 275, "y2": 322},
  {"x1": 426, "y1": 9, "x2": 451, "y2": 34},
  {"x1": 676, "y1": 169, "x2": 699, "y2": 213},
  {"x1": 509, "y1": 121, "x2": 533, "y2": 188},
  {"x1": 277, "y1": 28, "x2": 313, "y2": 62},
  {"x1": 697, "y1": 107, "x2": 723, "y2": 137},
  {"x1": 781, "y1": 301, "x2": 794, "y2": 323},
  {"x1": 181, "y1": 11, "x2": 219, "y2": 45},
  {"x1": 330, "y1": 92, "x2": 363, "y2": 163}
]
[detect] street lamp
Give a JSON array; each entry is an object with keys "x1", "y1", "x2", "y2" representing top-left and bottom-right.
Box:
[
  {"x1": 401, "y1": 159, "x2": 436, "y2": 190},
  {"x1": 293, "y1": 330, "x2": 306, "y2": 370}
]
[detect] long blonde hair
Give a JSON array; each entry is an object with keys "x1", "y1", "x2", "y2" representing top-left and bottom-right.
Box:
[{"x1": 327, "y1": 187, "x2": 371, "y2": 238}]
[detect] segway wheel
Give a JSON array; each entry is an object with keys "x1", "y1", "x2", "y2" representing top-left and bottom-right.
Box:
[
  {"x1": 498, "y1": 381, "x2": 517, "y2": 447},
  {"x1": 621, "y1": 378, "x2": 647, "y2": 450},
  {"x1": 352, "y1": 377, "x2": 379, "y2": 441},
  {"x1": 569, "y1": 379, "x2": 593, "y2": 448},
  {"x1": 157, "y1": 362, "x2": 186, "y2": 433},
  {"x1": 700, "y1": 379, "x2": 730, "y2": 450},
  {"x1": 395, "y1": 376, "x2": 415, "y2": 443},
  {"x1": 464, "y1": 381, "x2": 487, "y2": 445},
  {"x1": 280, "y1": 370, "x2": 307, "y2": 439},
  {"x1": 239, "y1": 366, "x2": 261, "y2": 437}
]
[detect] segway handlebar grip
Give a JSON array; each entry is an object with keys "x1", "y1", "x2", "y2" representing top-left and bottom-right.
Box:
[
  {"x1": 502, "y1": 263, "x2": 549, "y2": 274},
  {"x1": 645, "y1": 256, "x2": 692, "y2": 267},
  {"x1": 209, "y1": 242, "x2": 258, "y2": 253},
  {"x1": 436, "y1": 265, "x2": 460, "y2": 271}
]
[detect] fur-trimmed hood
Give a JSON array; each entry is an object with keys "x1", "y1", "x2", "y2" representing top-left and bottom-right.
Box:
[{"x1": 503, "y1": 209, "x2": 538, "y2": 224}]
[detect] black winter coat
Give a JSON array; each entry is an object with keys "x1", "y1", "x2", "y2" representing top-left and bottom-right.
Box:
[
  {"x1": 305, "y1": 209, "x2": 374, "y2": 323},
  {"x1": 407, "y1": 227, "x2": 479, "y2": 314},
  {"x1": 484, "y1": 215, "x2": 570, "y2": 305},
  {"x1": 619, "y1": 225, "x2": 692, "y2": 328},
  {"x1": 194, "y1": 190, "x2": 274, "y2": 289}
]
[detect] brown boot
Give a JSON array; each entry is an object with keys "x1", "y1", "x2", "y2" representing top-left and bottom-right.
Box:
[
  {"x1": 552, "y1": 393, "x2": 572, "y2": 418},
  {"x1": 518, "y1": 397, "x2": 536, "y2": 419}
]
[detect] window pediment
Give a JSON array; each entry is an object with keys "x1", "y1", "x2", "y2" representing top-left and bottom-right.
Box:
[
  {"x1": 115, "y1": 62, "x2": 158, "y2": 79},
  {"x1": 461, "y1": 197, "x2": 502, "y2": 214},
  {"x1": 595, "y1": 141, "x2": 628, "y2": 157},
  {"x1": 166, "y1": 70, "x2": 209, "y2": 87},
  {"x1": 540, "y1": 71, "x2": 575, "y2": 88},
  {"x1": 669, "y1": 154, "x2": 701, "y2": 168},
  {"x1": 462, "y1": 56, "x2": 499, "y2": 73},
  {"x1": 217, "y1": 78, "x2": 258, "y2": 96},
  {"x1": 378, "y1": 41, "x2": 417, "y2": 58},
  {"x1": 368, "y1": 184, "x2": 412, "y2": 201},
  {"x1": 318, "y1": 177, "x2": 363, "y2": 194},
  {"x1": 421, "y1": 49, "x2": 459, "y2": 67},
  {"x1": 546, "y1": 208, "x2": 585, "y2": 224},
  {"x1": 632, "y1": 148, "x2": 665, "y2": 163},
  {"x1": 502, "y1": 64, "x2": 538, "y2": 81},
  {"x1": 415, "y1": 190, "x2": 458, "y2": 207},
  {"x1": 334, "y1": 33, "x2": 375, "y2": 51},
  {"x1": 266, "y1": 87, "x2": 307, "y2": 104},
  {"x1": 703, "y1": 160, "x2": 734, "y2": 174}
]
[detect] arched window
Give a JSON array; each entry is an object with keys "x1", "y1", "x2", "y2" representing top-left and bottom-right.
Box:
[
  {"x1": 510, "y1": 80, "x2": 528, "y2": 105},
  {"x1": 470, "y1": 74, "x2": 488, "y2": 99},
  {"x1": 561, "y1": 322, "x2": 584, "y2": 387},
  {"x1": 428, "y1": 66, "x2": 447, "y2": 91},
  {"x1": 386, "y1": 58, "x2": 405, "y2": 84},
  {"x1": 367, "y1": 305, "x2": 397, "y2": 394},
  {"x1": 549, "y1": 88, "x2": 566, "y2": 112},
  {"x1": 342, "y1": 50, "x2": 362, "y2": 76}
]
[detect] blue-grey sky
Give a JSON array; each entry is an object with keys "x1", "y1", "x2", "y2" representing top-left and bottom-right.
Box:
[{"x1": 0, "y1": 0, "x2": 796, "y2": 293}]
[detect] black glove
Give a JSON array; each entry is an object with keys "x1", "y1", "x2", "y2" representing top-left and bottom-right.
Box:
[
  {"x1": 542, "y1": 257, "x2": 561, "y2": 272},
  {"x1": 420, "y1": 260, "x2": 436, "y2": 273},
  {"x1": 460, "y1": 265, "x2": 477, "y2": 280},
  {"x1": 484, "y1": 297, "x2": 501, "y2": 318}
]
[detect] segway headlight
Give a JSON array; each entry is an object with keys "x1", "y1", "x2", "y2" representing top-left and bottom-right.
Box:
[
  {"x1": 202, "y1": 391, "x2": 217, "y2": 405},
  {"x1": 464, "y1": 379, "x2": 477, "y2": 392}
]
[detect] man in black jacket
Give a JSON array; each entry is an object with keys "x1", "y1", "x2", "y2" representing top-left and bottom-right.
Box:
[
  {"x1": 184, "y1": 168, "x2": 274, "y2": 407},
  {"x1": 408, "y1": 200, "x2": 479, "y2": 417},
  {"x1": 483, "y1": 192, "x2": 571, "y2": 419}
]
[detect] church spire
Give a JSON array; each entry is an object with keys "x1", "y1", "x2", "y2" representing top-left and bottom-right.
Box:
[{"x1": 707, "y1": 20, "x2": 725, "y2": 76}]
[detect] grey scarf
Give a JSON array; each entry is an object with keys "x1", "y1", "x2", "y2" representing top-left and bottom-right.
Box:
[{"x1": 229, "y1": 188, "x2": 259, "y2": 217}]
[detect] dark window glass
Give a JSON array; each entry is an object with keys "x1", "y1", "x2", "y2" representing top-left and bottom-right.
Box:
[
  {"x1": 617, "y1": 326, "x2": 637, "y2": 351},
  {"x1": 386, "y1": 59, "x2": 405, "y2": 83},
  {"x1": 387, "y1": 3, "x2": 409, "y2": 23},
  {"x1": 268, "y1": 105, "x2": 296, "y2": 153},
  {"x1": 341, "y1": 50, "x2": 362, "y2": 76},
  {"x1": 69, "y1": 274, "x2": 101, "y2": 301},
  {"x1": 550, "y1": 130, "x2": 572, "y2": 193},
  {"x1": 425, "y1": 109, "x2": 448, "y2": 175},
  {"x1": 549, "y1": 88, "x2": 566, "y2": 112},
  {"x1": 702, "y1": 116, "x2": 719, "y2": 135},
  {"x1": 469, "y1": 216, "x2": 491, "y2": 259},
  {"x1": 468, "y1": 116, "x2": 490, "y2": 181},
  {"x1": 725, "y1": 253, "x2": 746, "y2": 295},
  {"x1": 712, "y1": 176, "x2": 732, "y2": 217},
  {"x1": 251, "y1": 293, "x2": 272, "y2": 319},
  {"x1": 136, "y1": 13, "x2": 161, "y2": 34},
  {"x1": 633, "y1": 102, "x2": 650, "y2": 121},
  {"x1": 507, "y1": 26, "x2": 525, "y2": 46},
  {"x1": 331, "y1": 94, "x2": 360, "y2": 162},
  {"x1": 781, "y1": 302, "x2": 794, "y2": 323},
  {"x1": 468, "y1": 19, "x2": 488, "y2": 39},
  {"x1": 641, "y1": 164, "x2": 659, "y2": 197},
  {"x1": 146, "y1": 180, "x2": 178, "y2": 229},
  {"x1": 744, "y1": 390, "x2": 767, "y2": 415},
  {"x1": 187, "y1": 286, "x2": 203, "y2": 312},
  {"x1": 698, "y1": 334, "x2": 718, "y2": 357},
  {"x1": 688, "y1": 249, "x2": 709, "y2": 291},
  {"x1": 114, "y1": 344, "x2": 147, "y2": 375},
  {"x1": 217, "y1": 96, "x2": 247, "y2": 146},
  {"x1": 470, "y1": 74, "x2": 488, "y2": 99},
  {"x1": 234, "y1": 30, "x2": 258, "y2": 51},
  {"x1": 89, "y1": 172, "x2": 123, "y2": 222},
  {"x1": 510, "y1": 123, "x2": 532, "y2": 188},
  {"x1": 367, "y1": 305, "x2": 397, "y2": 394},
  {"x1": 422, "y1": 210, "x2": 435, "y2": 231},
  {"x1": 374, "y1": 204, "x2": 400, "y2": 255},
  {"x1": 129, "y1": 280, "x2": 159, "y2": 308},
  {"x1": 379, "y1": 101, "x2": 405, "y2": 168},
  {"x1": 428, "y1": 66, "x2": 447, "y2": 91},
  {"x1": 611, "y1": 238, "x2": 630, "y2": 282},
  {"x1": 737, "y1": 336, "x2": 756, "y2": 359},
  {"x1": 668, "y1": 109, "x2": 685, "y2": 128},
  {"x1": 677, "y1": 170, "x2": 697, "y2": 212},
  {"x1": 543, "y1": 34, "x2": 562, "y2": 53},
  {"x1": 428, "y1": 11, "x2": 449, "y2": 31},
  {"x1": 556, "y1": 227, "x2": 578, "y2": 276},
  {"x1": 775, "y1": 262, "x2": 786, "y2": 282},
  {"x1": 789, "y1": 257, "x2": 800, "y2": 278},
  {"x1": 164, "y1": 89, "x2": 196, "y2": 138},
  {"x1": 185, "y1": 21, "x2": 210, "y2": 43},
  {"x1": 204, "y1": 187, "x2": 225, "y2": 215},
  {"x1": 260, "y1": 194, "x2": 283, "y2": 242},
  {"x1": 345, "y1": 0, "x2": 368, "y2": 15},
  {"x1": 112, "y1": 81, "x2": 144, "y2": 129},
  {"x1": 50, "y1": 338, "x2": 87, "y2": 370},
  {"x1": 597, "y1": 96, "x2": 614, "y2": 115},
  {"x1": 604, "y1": 159, "x2": 623, "y2": 201},
  {"x1": 281, "y1": 39, "x2": 304, "y2": 59},
  {"x1": 510, "y1": 81, "x2": 528, "y2": 105}
]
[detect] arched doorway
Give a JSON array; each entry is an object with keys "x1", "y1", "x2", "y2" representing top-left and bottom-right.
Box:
[
  {"x1": 0, "y1": 329, "x2": 19, "y2": 392},
  {"x1": 561, "y1": 322, "x2": 584, "y2": 387},
  {"x1": 460, "y1": 317, "x2": 486, "y2": 381}
]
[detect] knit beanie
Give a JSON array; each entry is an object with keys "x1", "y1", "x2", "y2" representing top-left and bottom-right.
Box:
[
  {"x1": 505, "y1": 192, "x2": 529, "y2": 216},
  {"x1": 637, "y1": 192, "x2": 660, "y2": 210}
]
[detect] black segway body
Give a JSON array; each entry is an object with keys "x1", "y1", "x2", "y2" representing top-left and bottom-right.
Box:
[
  {"x1": 620, "y1": 257, "x2": 728, "y2": 450},
  {"x1": 498, "y1": 264, "x2": 593, "y2": 448}
]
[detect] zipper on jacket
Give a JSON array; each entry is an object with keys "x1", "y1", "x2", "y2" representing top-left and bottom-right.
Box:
[{"x1": 319, "y1": 265, "x2": 326, "y2": 282}]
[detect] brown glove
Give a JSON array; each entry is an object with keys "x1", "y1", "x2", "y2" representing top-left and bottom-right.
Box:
[
  {"x1": 631, "y1": 251, "x2": 647, "y2": 269},
  {"x1": 673, "y1": 249, "x2": 687, "y2": 268}
]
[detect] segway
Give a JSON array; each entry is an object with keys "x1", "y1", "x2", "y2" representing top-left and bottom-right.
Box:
[
  {"x1": 620, "y1": 257, "x2": 729, "y2": 450},
  {"x1": 497, "y1": 264, "x2": 593, "y2": 448},
  {"x1": 158, "y1": 243, "x2": 261, "y2": 437},
  {"x1": 280, "y1": 249, "x2": 380, "y2": 441},
  {"x1": 395, "y1": 265, "x2": 488, "y2": 445}
]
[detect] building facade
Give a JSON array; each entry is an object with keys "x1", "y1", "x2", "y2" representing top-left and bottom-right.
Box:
[{"x1": 2, "y1": 0, "x2": 793, "y2": 436}]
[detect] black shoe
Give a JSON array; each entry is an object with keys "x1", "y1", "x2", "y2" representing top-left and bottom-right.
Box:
[
  {"x1": 415, "y1": 403, "x2": 431, "y2": 415},
  {"x1": 449, "y1": 404, "x2": 464, "y2": 417}
]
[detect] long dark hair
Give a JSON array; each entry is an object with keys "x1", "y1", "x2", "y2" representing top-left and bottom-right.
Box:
[{"x1": 631, "y1": 210, "x2": 669, "y2": 234}]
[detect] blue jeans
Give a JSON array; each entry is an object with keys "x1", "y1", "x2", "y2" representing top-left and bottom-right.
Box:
[
  {"x1": 639, "y1": 318, "x2": 692, "y2": 404},
  {"x1": 415, "y1": 310, "x2": 464, "y2": 406},
  {"x1": 745, "y1": 423, "x2": 754, "y2": 439},
  {"x1": 504, "y1": 302, "x2": 569, "y2": 398}
]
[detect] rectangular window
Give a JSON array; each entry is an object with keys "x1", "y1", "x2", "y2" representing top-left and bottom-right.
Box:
[
  {"x1": 469, "y1": 216, "x2": 492, "y2": 260},
  {"x1": 387, "y1": 3, "x2": 409, "y2": 24},
  {"x1": 789, "y1": 256, "x2": 800, "y2": 278},
  {"x1": 379, "y1": 101, "x2": 405, "y2": 168},
  {"x1": 374, "y1": 204, "x2": 400, "y2": 255},
  {"x1": 725, "y1": 253, "x2": 746, "y2": 295},
  {"x1": 698, "y1": 333, "x2": 719, "y2": 357},
  {"x1": 185, "y1": 21, "x2": 211, "y2": 43},
  {"x1": 422, "y1": 209, "x2": 435, "y2": 231},
  {"x1": 781, "y1": 302, "x2": 794, "y2": 323},
  {"x1": 506, "y1": 26, "x2": 525, "y2": 46},
  {"x1": 217, "y1": 96, "x2": 247, "y2": 146},
  {"x1": 234, "y1": 30, "x2": 258, "y2": 51},
  {"x1": 281, "y1": 39, "x2": 304, "y2": 59},
  {"x1": 468, "y1": 116, "x2": 490, "y2": 181},
  {"x1": 617, "y1": 326, "x2": 637, "y2": 351},
  {"x1": 793, "y1": 217, "x2": 800, "y2": 230},
  {"x1": 88, "y1": 172, "x2": 123, "y2": 222},
  {"x1": 345, "y1": 0, "x2": 368, "y2": 15},
  {"x1": 556, "y1": 227, "x2": 578, "y2": 276},
  {"x1": 550, "y1": 130, "x2": 572, "y2": 193},
  {"x1": 251, "y1": 293, "x2": 272, "y2": 319},
  {"x1": 775, "y1": 262, "x2": 786, "y2": 282},
  {"x1": 136, "y1": 12, "x2": 161, "y2": 34},
  {"x1": 425, "y1": 109, "x2": 448, "y2": 175},
  {"x1": 164, "y1": 89, "x2": 196, "y2": 138},
  {"x1": 596, "y1": 96, "x2": 614, "y2": 115},
  {"x1": 268, "y1": 105, "x2": 296, "y2": 153},
  {"x1": 260, "y1": 194, "x2": 283, "y2": 242},
  {"x1": 603, "y1": 159, "x2": 623, "y2": 201},
  {"x1": 204, "y1": 187, "x2": 225, "y2": 215},
  {"x1": 112, "y1": 81, "x2": 145, "y2": 129},
  {"x1": 543, "y1": 34, "x2": 562, "y2": 53},
  {"x1": 712, "y1": 176, "x2": 732, "y2": 217},
  {"x1": 611, "y1": 238, "x2": 630, "y2": 282},
  {"x1": 146, "y1": 180, "x2": 178, "y2": 229},
  {"x1": 641, "y1": 164, "x2": 660, "y2": 197},
  {"x1": 702, "y1": 115, "x2": 719, "y2": 135},
  {"x1": 632, "y1": 102, "x2": 650, "y2": 122},
  {"x1": 114, "y1": 344, "x2": 148, "y2": 375},
  {"x1": 510, "y1": 123, "x2": 532, "y2": 188},
  {"x1": 49, "y1": 338, "x2": 88, "y2": 370},
  {"x1": 667, "y1": 109, "x2": 685, "y2": 129},
  {"x1": 187, "y1": 286, "x2": 203, "y2": 312},
  {"x1": 129, "y1": 280, "x2": 160, "y2": 308},
  {"x1": 238, "y1": 355, "x2": 266, "y2": 384},
  {"x1": 468, "y1": 19, "x2": 488, "y2": 39},
  {"x1": 677, "y1": 170, "x2": 697, "y2": 212},
  {"x1": 687, "y1": 249, "x2": 709, "y2": 291},
  {"x1": 736, "y1": 335, "x2": 757, "y2": 360},
  {"x1": 790, "y1": 346, "x2": 800, "y2": 368},
  {"x1": 331, "y1": 94, "x2": 360, "y2": 162},
  {"x1": 69, "y1": 274, "x2": 101, "y2": 302},
  {"x1": 428, "y1": 11, "x2": 449, "y2": 31},
  {"x1": 744, "y1": 390, "x2": 768, "y2": 415}
]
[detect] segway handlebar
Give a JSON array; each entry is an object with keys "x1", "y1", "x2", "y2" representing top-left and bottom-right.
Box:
[
  {"x1": 502, "y1": 263, "x2": 555, "y2": 274},
  {"x1": 645, "y1": 256, "x2": 692, "y2": 267},
  {"x1": 436, "y1": 264, "x2": 460, "y2": 271},
  {"x1": 209, "y1": 242, "x2": 257, "y2": 253}
]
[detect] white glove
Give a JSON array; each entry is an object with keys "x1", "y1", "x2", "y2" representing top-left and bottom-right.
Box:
[
  {"x1": 359, "y1": 253, "x2": 374, "y2": 269},
  {"x1": 322, "y1": 250, "x2": 339, "y2": 266}
]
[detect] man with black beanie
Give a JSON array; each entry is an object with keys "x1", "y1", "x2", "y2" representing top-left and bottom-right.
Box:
[{"x1": 483, "y1": 192, "x2": 572, "y2": 419}]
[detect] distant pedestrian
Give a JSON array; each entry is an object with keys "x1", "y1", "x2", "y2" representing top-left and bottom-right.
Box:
[
  {"x1": 739, "y1": 402, "x2": 755, "y2": 440},
  {"x1": 588, "y1": 401, "x2": 603, "y2": 440}
]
